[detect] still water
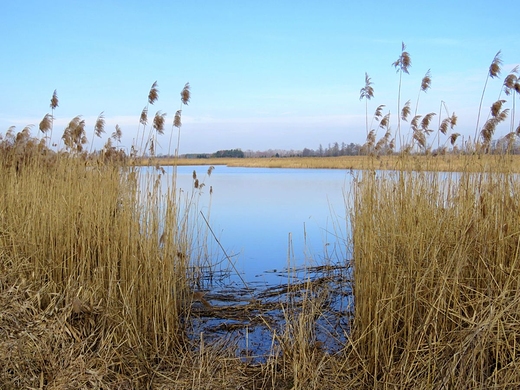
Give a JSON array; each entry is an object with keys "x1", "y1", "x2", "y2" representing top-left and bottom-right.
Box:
[
  {"x1": 145, "y1": 164, "x2": 355, "y2": 358},
  {"x1": 174, "y1": 165, "x2": 352, "y2": 286}
]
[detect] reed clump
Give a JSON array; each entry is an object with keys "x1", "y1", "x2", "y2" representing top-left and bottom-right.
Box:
[
  {"x1": 347, "y1": 158, "x2": 520, "y2": 387},
  {"x1": 0, "y1": 136, "x2": 193, "y2": 388}
]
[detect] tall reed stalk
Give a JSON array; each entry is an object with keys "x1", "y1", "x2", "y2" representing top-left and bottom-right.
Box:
[
  {"x1": 350, "y1": 159, "x2": 520, "y2": 386},
  {"x1": 392, "y1": 42, "x2": 411, "y2": 150}
]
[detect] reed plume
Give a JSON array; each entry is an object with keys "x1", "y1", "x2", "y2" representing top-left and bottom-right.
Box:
[
  {"x1": 135, "y1": 81, "x2": 159, "y2": 156},
  {"x1": 360, "y1": 73, "x2": 374, "y2": 137},
  {"x1": 39, "y1": 114, "x2": 52, "y2": 137},
  {"x1": 111, "y1": 124, "x2": 122, "y2": 145},
  {"x1": 89, "y1": 112, "x2": 105, "y2": 152},
  {"x1": 168, "y1": 83, "x2": 191, "y2": 158},
  {"x1": 62, "y1": 115, "x2": 87, "y2": 153},
  {"x1": 392, "y1": 42, "x2": 412, "y2": 150},
  {"x1": 49, "y1": 90, "x2": 58, "y2": 147},
  {"x1": 474, "y1": 51, "x2": 502, "y2": 144},
  {"x1": 503, "y1": 66, "x2": 519, "y2": 133},
  {"x1": 415, "y1": 69, "x2": 431, "y2": 117}
]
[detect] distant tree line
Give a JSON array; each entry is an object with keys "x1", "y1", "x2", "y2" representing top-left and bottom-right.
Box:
[
  {"x1": 212, "y1": 148, "x2": 245, "y2": 158},
  {"x1": 178, "y1": 139, "x2": 520, "y2": 160}
]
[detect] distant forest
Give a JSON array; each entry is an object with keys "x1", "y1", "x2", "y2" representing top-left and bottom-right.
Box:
[
  {"x1": 176, "y1": 137, "x2": 520, "y2": 159},
  {"x1": 182, "y1": 142, "x2": 364, "y2": 159}
]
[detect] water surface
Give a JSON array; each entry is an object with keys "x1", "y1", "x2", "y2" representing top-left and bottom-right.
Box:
[{"x1": 173, "y1": 165, "x2": 352, "y2": 285}]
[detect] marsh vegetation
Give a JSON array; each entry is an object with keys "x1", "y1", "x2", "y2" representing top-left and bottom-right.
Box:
[{"x1": 2, "y1": 47, "x2": 520, "y2": 388}]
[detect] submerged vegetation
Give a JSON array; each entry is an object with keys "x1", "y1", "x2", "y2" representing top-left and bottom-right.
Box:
[{"x1": 1, "y1": 47, "x2": 520, "y2": 388}]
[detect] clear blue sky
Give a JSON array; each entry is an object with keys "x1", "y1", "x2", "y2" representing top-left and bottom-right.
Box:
[{"x1": 1, "y1": 0, "x2": 519, "y2": 154}]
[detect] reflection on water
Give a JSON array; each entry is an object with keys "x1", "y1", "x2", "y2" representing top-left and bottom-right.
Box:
[
  {"x1": 143, "y1": 164, "x2": 354, "y2": 359},
  {"x1": 173, "y1": 165, "x2": 352, "y2": 286}
]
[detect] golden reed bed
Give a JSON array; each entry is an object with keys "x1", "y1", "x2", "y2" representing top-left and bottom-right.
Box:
[{"x1": 135, "y1": 154, "x2": 520, "y2": 172}]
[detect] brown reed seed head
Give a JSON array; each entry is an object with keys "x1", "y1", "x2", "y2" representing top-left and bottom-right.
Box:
[
  {"x1": 401, "y1": 100, "x2": 411, "y2": 121},
  {"x1": 503, "y1": 70, "x2": 518, "y2": 95},
  {"x1": 94, "y1": 112, "x2": 105, "y2": 137},
  {"x1": 174, "y1": 110, "x2": 182, "y2": 128},
  {"x1": 148, "y1": 81, "x2": 159, "y2": 105},
  {"x1": 489, "y1": 51, "x2": 502, "y2": 78},
  {"x1": 439, "y1": 118, "x2": 449, "y2": 135},
  {"x1": 421, "y1": 112, "x2": 436, "y2": 131},
  {"x1": 379, "y1": 113, "x2": 390, "y2": 128},
  {"x1": 180, "y1": 82, "x2": 191, "y2": 105},
  {"x1": 359, "y1": 73, "x2": 374, "y2": 101},
  {"x1": 153, "y1": 111, "x2": 167, "y2": 135},
  {"x1": 421, "y1": 69, "x2": 432, "y2": 92},
  {"x1": 50, "y1": 89, "x2": 59, "y2": 110},
  {"x1": 450, "y1": 132, "x2": 460, "y2": 145},
  {"x1": 39, "y1": 113, "x2": 53, "y2": 134},
  {"x1": 140, "y1": 106, "x2": 148, "y2": 126},
  {"x1": 392, "y1": 42, "x2": 411, "y2": 74},
  {"x1": 491, "y1": 100, "x2": 506, "y2": 117},
  {"x1": 450, "y1": 113, "x2": 458, "y2": 128},
  {"x1": 374, "y1": 104, "x2": 385, "y2": 120},
  {"x1": 112, "y1": 124, "x2": 122, "y2": 142}
]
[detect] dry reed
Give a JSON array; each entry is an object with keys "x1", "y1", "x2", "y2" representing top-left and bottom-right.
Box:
[{"x1": 347, "y1": 158, "x2": 520, "y2": 387}]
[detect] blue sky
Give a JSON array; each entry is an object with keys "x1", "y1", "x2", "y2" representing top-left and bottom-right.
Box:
[{"x1": 1, "y1": 0, "x2": 519, "y2": 154}]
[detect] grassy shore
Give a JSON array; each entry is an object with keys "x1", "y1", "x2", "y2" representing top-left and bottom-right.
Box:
[
  {"x1": 4, "y1": 151, "x2": 520, "y2": 388},
  {"x1": 137, "y1": 154, "x2": 520, "y2": 172}
]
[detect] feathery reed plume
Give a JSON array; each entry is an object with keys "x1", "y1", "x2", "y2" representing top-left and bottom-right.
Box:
[
  {"x1": 153, "y1": 111, "x2": 167, "y2": 135},
  {"x1": 142, "y1": 110, "x2": 168, "y2": 157},
  {"x1": 90, "y1": 112, "x2": 105, "y2": 152},
  {"x1": 360, "y1": 73, "x2": 374, "y2": 136},
  {"x1": 135, "y1": 81, "x2": 160, "y2": 156},
  {"x1": 173, "y1": 109, "x2": 182, "y2": 129},
  {"x1": 491, "y1": 99, "x2": 506, "y2": 117},
  {"x1": 480, "y1": 99, "x2": 509, "y2": 151},
  {"x1": 379, "y1": 112, "x2": 390, "y2": 129},
  {"x1": 368, "y1": 104, "x2": 385, "y2": 133},
  {"x1": 111, "y1": 124, "x2": 122, "y2": 144},
  {"x1": 50, "y1": 89, "x2": 59, "y2": 110},
  {"x1": 474, "y1": 51, "x2": 502, "y2": 145},
  {"x1": 401, "y1": 100, "x2": 411, "y2": 122},
  {"x1": 374, "y1": 104, "x2": 385, "y2": 120},
  {"x1": 434, "y1": 101, "x2": 459, "y2": 150},
  {"x1": 62, "y1": 115, "x2": 87, "y2": 153},
  {"x1": 94, "y1": 112, "x2": 105, "y2": 138},
  {"x1": 48, "y1": 90, "x2": 58, "y2": 148},
  {"x1": 392, "y1": 42, "x2": 411, "y2": 150},
  {"x1": 449, "y1": 132, "x2": 460, "y2": 145},
  {"x1": 180, "y1": 82, "x2": 191, "y2": 105},
  {"x1": 503, "y1": 66, "x2": 519, "y2": 133},
  {"x1": 503, "y1": 66, "x2": 518, "y2": 96},
  {"x1": 148, "y1": 81, "x2": 159, "y2": 105},
  {"x1": 421, "y1": 112, "x2": 436, "y2": 132},
  {"x1": 169, "y1": 83, "x2": 191, "y2": 158},
  {"x1": 39, "y1": 114, "x2": 52, "y2": 136},
  {"x1": 415, "y1": 69, "x2": 432, "y2": 117},
  {"x1": 140, "y1": 106, "x2": 148, "y2": 126},
  {"x1": 410, "y1": 114, "x2": 421, "y2": 130}
]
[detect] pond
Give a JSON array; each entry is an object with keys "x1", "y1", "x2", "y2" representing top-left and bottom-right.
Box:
[
  {"x1": 144, "y1": 164, "x2": 355, "y2": 359},
  {"x1": 175, "y1": 165, "x2": 352, "y2": 282}
]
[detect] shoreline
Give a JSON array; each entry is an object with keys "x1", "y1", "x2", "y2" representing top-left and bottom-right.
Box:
[{"x1": 131, "y1": 154, "x2": 520, "y2": 172}]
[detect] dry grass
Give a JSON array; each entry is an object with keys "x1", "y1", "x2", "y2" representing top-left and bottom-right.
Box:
[
  {"x1": 0, "y1": 154, "x2": 194, "y2": 387},
  {"x1": 346, "y1": 159, "x2": 520, "y2": 387},
  {"x1": 138, "y1": 154, "x2": 520, "y2": 172}
]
